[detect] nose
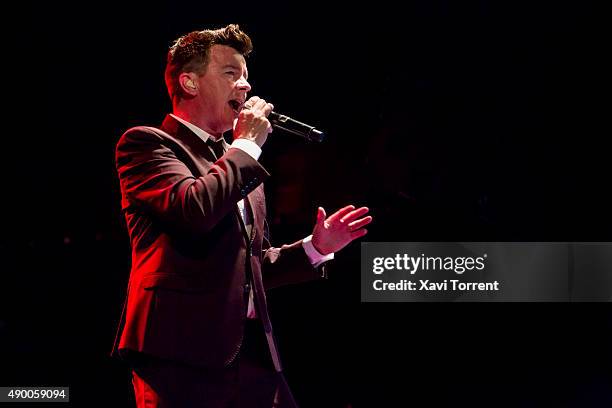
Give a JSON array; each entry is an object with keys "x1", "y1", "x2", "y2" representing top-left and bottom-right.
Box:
[{"x1": 237, "y1": 76, "x2": 251, "y2": 92}]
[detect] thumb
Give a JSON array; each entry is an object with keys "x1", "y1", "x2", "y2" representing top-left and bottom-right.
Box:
[{"x1": 317, "y1": 207, "x2": 326, "y2": 225}]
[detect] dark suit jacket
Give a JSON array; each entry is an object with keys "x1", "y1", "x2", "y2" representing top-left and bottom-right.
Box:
[{"x1": 112, "y1": 115, "x2": 324, "y2": 368}]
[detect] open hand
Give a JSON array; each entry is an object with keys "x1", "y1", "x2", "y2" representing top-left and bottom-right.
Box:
[{"x1": 311, "y1": 205, "x2": 372, "y2": 255}]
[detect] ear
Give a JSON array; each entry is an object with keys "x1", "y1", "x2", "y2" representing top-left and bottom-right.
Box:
[{"x1": 179, "y1": 72, "x2": 198, "y2": 95}]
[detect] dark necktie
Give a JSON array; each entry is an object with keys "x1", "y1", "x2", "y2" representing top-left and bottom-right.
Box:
[{"x1": 207, "y1": 137, "x2": 226, "y2": 160}]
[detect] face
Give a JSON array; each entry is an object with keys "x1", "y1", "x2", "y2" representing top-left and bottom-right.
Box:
[{"x1": 194, "y1": 44, "x2": 251, "y2": 134}]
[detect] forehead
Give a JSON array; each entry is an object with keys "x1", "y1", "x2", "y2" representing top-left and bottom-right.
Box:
[{"x1": 208, "y1": 44, "x2": 247, "y2": 69}]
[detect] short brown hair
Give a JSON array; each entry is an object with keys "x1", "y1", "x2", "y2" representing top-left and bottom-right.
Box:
[{"x1": 164, "y1": 24, "x2": 253, "y2": 101}]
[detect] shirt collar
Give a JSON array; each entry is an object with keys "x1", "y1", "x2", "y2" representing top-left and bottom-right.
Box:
[{"x1": 170, "y1": 113, "x2": 229, "y2": 148}]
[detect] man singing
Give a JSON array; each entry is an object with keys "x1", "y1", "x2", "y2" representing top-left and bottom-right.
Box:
[{"x1": 112, "y1": 24, "x2": 372, "y2": 407}]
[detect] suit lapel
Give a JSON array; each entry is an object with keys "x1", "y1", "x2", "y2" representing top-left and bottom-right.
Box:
[{"x1": 160, "y1": 114, "x2": 260, "y2": 246}]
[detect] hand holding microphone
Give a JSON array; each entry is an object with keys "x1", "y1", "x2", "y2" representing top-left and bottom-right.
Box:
[
  {"x1": 237, "y1": 96, "x2": 326, "y2": 145},
  {"x1": 234, "y1": 96, "x2": 275, "y2": 148}
]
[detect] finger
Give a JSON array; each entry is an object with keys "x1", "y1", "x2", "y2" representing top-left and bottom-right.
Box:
[
  {"x1": 348, "y1": 216, "x2": 372, "y2": 231},
  {"x1": 341, "y1": 207, "x2": 369, "y2": 223},
  {"x1": 246, "y1": 97, "x2": 265, "y2": 113},
  {"x1": 259, "y1": 118, "x2": 272, "y2": 134},
  {"x1": 253, "y1": 98, "x2": 268, "y2": 113},
  {"x1": 327, "y1": 205, "x2": 356, "y2": 223},
  {"x1": 263, "y1": 103, "x2": 274, "y2": 116},
  {"x1": 317, "y1": 207, "x2": 327, "y2": 225},
  {"x1": 350, "y1": 229, "x2": 368, "y2": 239},
  {"x1": 244, "y1": 96, "x2": 260, "y2": 109}
]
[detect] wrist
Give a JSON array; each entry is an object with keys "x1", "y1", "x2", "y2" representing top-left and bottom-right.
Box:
[
  {"x1": 302, "y1": 235, "x2": 334, "y2": 267},
  {"x1": 230, "y1": 138, "x2": 262, "y2": 160},
  {"x1": 311, "y1": 238, "x2": 327, "y2": 255}
]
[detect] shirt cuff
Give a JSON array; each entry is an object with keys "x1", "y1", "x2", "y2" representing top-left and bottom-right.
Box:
[
  {"x1": 230, "y1": 139, "x2": 262, "y2": 160},
  {"x1": 302, "y1": 235, "x2": 334, "y2": 267}
]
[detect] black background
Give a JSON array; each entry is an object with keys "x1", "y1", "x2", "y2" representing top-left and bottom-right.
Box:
[{"x1": 2, "y1": 1, "x2": 611, "y2": 407}]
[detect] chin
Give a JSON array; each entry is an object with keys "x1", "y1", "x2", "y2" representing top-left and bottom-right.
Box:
[
  {"x1": 225, "y1": 115, "x2": 238, "y2": 131},
  {"x1": 224, "y1": 117, "x2": 236, "y2": 131}
]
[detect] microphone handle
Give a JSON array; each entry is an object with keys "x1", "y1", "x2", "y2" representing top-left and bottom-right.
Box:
[{"x1": 268, "y1": 112, "x2": 325, "y2": 142}]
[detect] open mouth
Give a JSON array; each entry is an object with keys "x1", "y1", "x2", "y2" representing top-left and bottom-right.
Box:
[{"x1": 228, "y1": 99, "x2": 244, "y2": 114}]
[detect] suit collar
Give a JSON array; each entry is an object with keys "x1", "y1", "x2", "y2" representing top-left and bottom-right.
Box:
[
  {"x1": 161, "y1": 114, "x2": 194, "y2": 141},
  {"x1": 169, "y1": 113, "x2": 213, "y2": 143},
  {"x1": 163, "y1": 114, "x2": 230, "y2": 149}
]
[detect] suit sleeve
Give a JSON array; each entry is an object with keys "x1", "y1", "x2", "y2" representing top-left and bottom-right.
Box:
[
  {"x1": 116, "y1": 126, "x2": 270, "y2": 236},
  {"x1": 261, "y1": 219, "x2": 327, "y2": 290}
]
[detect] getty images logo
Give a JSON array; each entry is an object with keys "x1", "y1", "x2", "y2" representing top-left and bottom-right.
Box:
[{"x1": 372, "y1": 253, "x2": 488, "y2": 275}]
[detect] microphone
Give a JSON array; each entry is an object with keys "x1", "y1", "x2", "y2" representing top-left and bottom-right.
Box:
[
  {"x1": 268, "y1": 111, "x2": 325, "y2": 142},
  {"x1": 241, "y1": 103, "x2": 325, "y2": 142}
]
